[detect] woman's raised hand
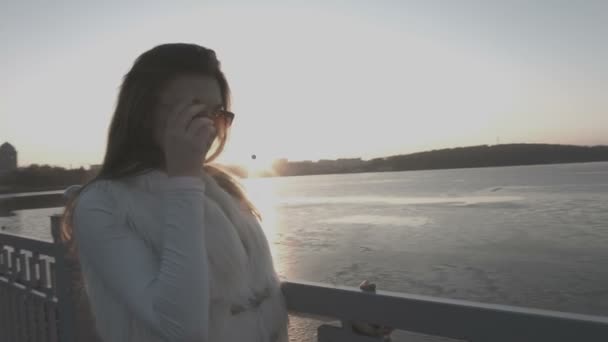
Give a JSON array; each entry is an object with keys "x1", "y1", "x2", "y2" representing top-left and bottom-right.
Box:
[{"x1": 163, "y1": 102, "x2": 217, "y2": 177}]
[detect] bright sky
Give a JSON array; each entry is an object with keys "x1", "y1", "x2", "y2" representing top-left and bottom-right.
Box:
[{"x1": 1, "y1": 0, "x2": 607, "y2": 169}]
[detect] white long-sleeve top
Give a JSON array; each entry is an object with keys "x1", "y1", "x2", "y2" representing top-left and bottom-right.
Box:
[{"x1": 72, "y1": 169, "x2": 288, "y2": 342}]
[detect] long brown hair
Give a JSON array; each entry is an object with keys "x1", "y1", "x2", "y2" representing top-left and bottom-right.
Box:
[{"x1": 62, "y1": 43, "x2": 259, "y2": 244}]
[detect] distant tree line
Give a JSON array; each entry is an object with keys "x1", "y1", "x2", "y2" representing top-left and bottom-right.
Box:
[
  {"x1": 364, "y1": 144, "x2": 608, "y2": 172},
  {"x1": 272, "y1": 158, "x2": 365, "y2": 176},
  {"x1": 0, "y1": 163, "x2": 249, "y2": 194},
  {"x1": 0, "y1": 164, "x2": 95, "y2": 194},
  {"x1": 270, "y1": 144, "x2": 608, "y2": 177},
  {"x1": 1, "y1": 144, "x2": 606, "y2": 192}
]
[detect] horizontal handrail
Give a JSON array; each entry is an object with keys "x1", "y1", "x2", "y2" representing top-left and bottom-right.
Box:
[
  {"x1": 0, "y1": 232, "x2": 56, "y2": 255},
  {"x1": 282, "y1": 280, "x2": 608, "y2": 342},
  {"x1": 0, "y1": 193, "x2": 65, "y2": 212}
]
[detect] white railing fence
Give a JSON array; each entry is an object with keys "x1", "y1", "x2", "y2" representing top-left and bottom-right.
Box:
[
  {"x1": 283, "y1": 280, "x2": 608, "y2": 342},
  {"x1": 1, "y1": 196, "x2": 608, "y2": 341},
  {"x1": 0, "y1": 232, "x2": 61, "y2": 342}
]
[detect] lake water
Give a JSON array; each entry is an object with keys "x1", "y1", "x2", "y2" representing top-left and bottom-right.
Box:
[{"x1": 2, "y1": 162, "x2": 608, "y2": 340}]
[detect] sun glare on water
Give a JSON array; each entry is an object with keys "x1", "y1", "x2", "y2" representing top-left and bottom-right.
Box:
[
  {"x1": 240, "y1": 154, "x2": 275, "y2": 177},
  {"x1": 242, "y1": 177, "x2": 283, "y2": 265}
]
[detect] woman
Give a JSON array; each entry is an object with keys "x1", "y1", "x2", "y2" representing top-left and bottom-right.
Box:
[{"x1": 63, "y1": 43, "x2": 289, "y2": 342}]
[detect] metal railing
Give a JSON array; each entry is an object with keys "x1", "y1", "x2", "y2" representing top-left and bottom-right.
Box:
[
  {"x1": 283, "y1": 281, "x2": 608, "y2": 341},
  {"x1": 1, "y1": 194, "x2": 608, "y2": 341},
  {"x1": 0, "y1": 229, "x2": 62, "y2": 341}
]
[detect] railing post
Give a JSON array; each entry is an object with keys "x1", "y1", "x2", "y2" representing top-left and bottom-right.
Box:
[{"x1": 51, "y1": 214, "x2": 76, "y2": 342}]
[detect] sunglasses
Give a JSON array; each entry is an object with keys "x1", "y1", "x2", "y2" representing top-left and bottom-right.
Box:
[
  {"x1": 208, "y1": 108, "x2": 235, "y2": 127},
  {"x1": 193, "y1": 107, "x2": 235, "y2": 127}
]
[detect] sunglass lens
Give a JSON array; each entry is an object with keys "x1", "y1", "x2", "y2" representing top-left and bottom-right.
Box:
[{"x1": 223, "y1": 111, "x2": 234, "y2": 126}]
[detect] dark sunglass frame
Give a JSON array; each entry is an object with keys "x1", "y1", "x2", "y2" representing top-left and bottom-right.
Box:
[
  {"x1": 207, "y1": 109, "x2": 235, "y2": 126},
  {"x1": 218, "y1": 109, "x2": 235, "y2": 125}
]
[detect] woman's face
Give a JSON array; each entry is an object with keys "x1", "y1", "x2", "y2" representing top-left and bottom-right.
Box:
[{"x1": 154, "y1": 74, "x2": 223, "y2": 148}]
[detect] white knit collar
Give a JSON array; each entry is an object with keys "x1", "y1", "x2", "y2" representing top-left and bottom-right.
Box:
[
  {"x1": 130, "y1": 169, "x2": 171, "y2": 192},
  {"x1": 131, "y1": 168, "x2": 215, "y2": 193}
]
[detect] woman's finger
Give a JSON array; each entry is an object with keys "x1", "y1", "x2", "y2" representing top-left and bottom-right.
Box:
[
  {"x1": 196, "y1": 125, "x2": 216, "y2": 148},
  {"x1": 169, "y1": 103, "x2": 207, "y2": 132},
  {"x1": 165, "y1": 101, "x2": 192, "y2": 131},
  {"x1": 187, "y1": 118, "x2": 215, "y2": 148},
  {"x1": 187, "y1": 117, "x2": 214, "y2": 135},
  {"x1": 181, "y1": 104, "x2": 209, "y2": 132}
]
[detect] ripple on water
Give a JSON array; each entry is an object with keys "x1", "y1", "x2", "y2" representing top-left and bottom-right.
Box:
[
  {"x1": 321, "y1": 215, "x2": 430, "y2": 227},
  {"x1": 281, "y1": 195, "x2": 524, "y2": 207}
]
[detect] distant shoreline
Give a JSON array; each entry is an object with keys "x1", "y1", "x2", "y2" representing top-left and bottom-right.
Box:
[
  {"x1": 1, "y1": 160, "x2": 606, "y2": 195},
  {"x1": 265, "y1": 144, "x2": 608, "y2": 178},
  {"x1": 254, "y1": 159, "x2": 608, "y2": 179},
  {"x1": 1, "y1": 143, "x2": 607, "y2": 193}
]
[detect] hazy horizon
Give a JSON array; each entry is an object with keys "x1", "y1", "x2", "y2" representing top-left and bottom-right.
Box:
[
  {"x1": 2, "y1": 142, "x2": 606, "y2": 171},
  {"x1": 2, "y1": 0, "x2": 607, "y2": 171}
]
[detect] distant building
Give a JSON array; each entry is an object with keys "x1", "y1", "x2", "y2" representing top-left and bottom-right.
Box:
[
  {"x1": 89, "y1": 164, "x2": 102, "y2": 172},
  {"x1": 0, "y1": 142, "x2": 17, "y2": 173}
]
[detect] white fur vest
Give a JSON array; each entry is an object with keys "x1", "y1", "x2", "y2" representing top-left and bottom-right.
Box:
[{"x1": 74, "y1": 169, "x2": 289, "y2": 342}]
